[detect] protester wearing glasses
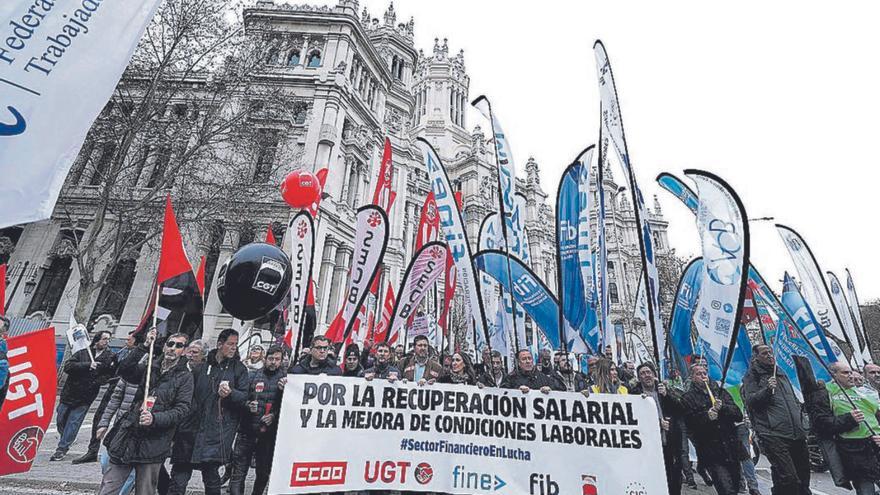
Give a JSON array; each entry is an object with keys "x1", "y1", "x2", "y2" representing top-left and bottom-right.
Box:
[
  {"x1": 98, "y1": 330, "x2": 193, "y2": 495},
  {"x1": 167, "y1": 328, "x2": 248, "y2": 495},
  {"x1": 289, "y1": 335, "x2": 342, "y2": 376}
]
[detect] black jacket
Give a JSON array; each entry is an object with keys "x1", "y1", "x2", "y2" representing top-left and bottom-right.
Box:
[
  {"x1": 169, "y1": 361, "x2": 203, "y2": 465},
  {"x1": 500, "y1": 368, "x2": 564, "y2": 391},
  {"x1": 681, "y1": 381, "x2": 748, "y2": 464},
  {"x1": 630, "y1": 381, "x2": 685, "y2": 450},
  {"x1": 105, "y1": 346, "x2": 193, "y2": 464},
  {"x1": 290, "y1": 355, "x2": 342, "y2": 376},
  {"x1": 360, "y1": 361, "x2": 400, "y2": 379},
  {"x1": 239, "y1": 366, "x2": 285, "y2": 435},
  {"x1": 555, "y1": 369, "x2": 589, "y2": 393},
  {"x1": 188, "y1": 350, "x2": 249, "y2": 464},
  {"x1": 742, "y1": 359, "x2": 806, "y2": 440},
  {"x1": 61, "y1": 347, "x2": 117, "y2": 406}
]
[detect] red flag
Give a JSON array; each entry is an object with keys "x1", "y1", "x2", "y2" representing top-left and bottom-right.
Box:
[
  {"x1": 325, "y1": 306, "x2": 346, "y2": 343},
  {"x1": 0, "y1": 327, "x2": 57, "y2": 476},
  {"x1": 415, "y1": 192, "x2": 440, "y2": 251},
  {"x1": 0, "y1": 263, "x2": 6, "y2": 316},
  {"x1": 372, "y1": 138, "x2": 394, "y2": 210},
  {"x1": 306, "y1": 168, "x2": 329, "y2": 217},
  {"x1": 135, "y1": 196, "x2": 202, "y2": 338},
  {"x1": 439, "y1": 251, "x2": 457, "y2": 333},
  {"x1": 740, "y1": 286, "x2": 757, "y2": 325},
  {"x1": 374, "y1": 282, "x2": 396, "y2": 343},
  {"x1": 195, "y1": 256, "x2": 206, "y2": 299},
  {"x1": 265, "y1": 223, "x2": 277, "y2": 246}
]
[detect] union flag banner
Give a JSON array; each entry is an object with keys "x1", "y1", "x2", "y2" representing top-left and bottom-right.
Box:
[{"x1": 0, "y1": 326, "x2": 57, "y2": 476}]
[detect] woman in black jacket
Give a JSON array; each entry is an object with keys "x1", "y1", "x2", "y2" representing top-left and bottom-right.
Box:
[{"x1": 438, "y1": 352, "x2": 478, "y2": 386}]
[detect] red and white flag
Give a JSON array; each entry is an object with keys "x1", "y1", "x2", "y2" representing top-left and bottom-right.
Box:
[
  {"x1": 374, "y1": 283, "x2": 397, "y2": 344},
  {"x1": 416, "y1": 192, "x2": 440, "y2": 251},
  {"x1": 372, "y1": 138, "x2": 394, "y2": 211}
]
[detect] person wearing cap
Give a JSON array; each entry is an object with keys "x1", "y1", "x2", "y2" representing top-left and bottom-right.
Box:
[{"x1": 342, "y1": 344, "x2": 364, "y2": 377}]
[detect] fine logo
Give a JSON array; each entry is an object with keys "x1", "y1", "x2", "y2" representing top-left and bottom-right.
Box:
[{"x1": 7, "y1": 426, "x2": 44, "y2": 464}]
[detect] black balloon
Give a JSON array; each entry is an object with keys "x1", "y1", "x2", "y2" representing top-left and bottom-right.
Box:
[{"x1": 217, "y1": 242, "x2": 293, "y2": 321}]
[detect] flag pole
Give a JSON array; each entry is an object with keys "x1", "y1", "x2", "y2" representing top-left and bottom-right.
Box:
[{"x1": 144, "y1": 282, "x2": 160, "y2": 405}]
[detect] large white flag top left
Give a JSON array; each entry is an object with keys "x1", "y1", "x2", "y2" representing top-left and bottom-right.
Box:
[{"x1": 0, "y1": 0, "x2": 162, "y2": 229}]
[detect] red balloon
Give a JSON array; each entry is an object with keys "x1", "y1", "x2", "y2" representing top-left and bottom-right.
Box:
[{"x1": 280, "y1": 169, "x2": 321, "y2": 209}]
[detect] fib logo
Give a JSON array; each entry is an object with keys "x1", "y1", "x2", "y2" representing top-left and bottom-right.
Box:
[
  {"x1": 364, "y1": 460, "x2": 412, "y2": 484},
  {"x1": 529, "y1": 473, "x2": 558, "y2": 495}
]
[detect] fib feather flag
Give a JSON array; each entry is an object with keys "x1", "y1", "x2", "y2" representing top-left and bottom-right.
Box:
[
  {"x1": 474, "y1": 249, "x2": 562, "y2": 350},
  {"x1": 776, "y1": 224, "x2": 850, "y2": 346},
  {"x1": 776, "y1": 272, "x2": 842, "y2": 364},
  {"x1": 846, "y1": 269, "x2": 874, "y2": 364},
  {"x1": 668, "y1": 258, "x2": 703, "y2": 377},
  {"x1": 136, "y1": 196, "x2": 202, "y2": 339},
  {"x1": 0, "y1": 326, "x2": 57, "y2": 476},
  {"x1": 337, "y1": 206, "x2": 389, "y2": 348},
  {"x1": 417, "y1": 138, "x2": 489, "y2": 349},
  {"x1": 685, "y1": 169, "x2": 750, "y2": 384},
  {"x1": 0, "y1": 0, "x2": 164, "y2": 229},
  {"x1": 385, "y1": 242, "x2": 448, "y2": 345},
  {"x1": 287, "y1": 211, "x2": 315, "y2": 355},
  {"x1": 594, "y1": 41, "x2": 664, "y2": 371},
  {"x1": 555, "y1": 147, "x2": 597, "y2": 354},
  {"x1": 751, "y1": 279, "x2": 831, "y2": 399},
  {"x1": 828, "y1": 271, "x2": 865, "y2": 367}
]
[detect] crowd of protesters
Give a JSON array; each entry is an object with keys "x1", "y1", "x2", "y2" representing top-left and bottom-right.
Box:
[{"x1": 40, "y1": 319, "x2": 880, "y2": 495}]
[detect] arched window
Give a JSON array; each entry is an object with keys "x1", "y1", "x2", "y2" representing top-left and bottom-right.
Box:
[
  {"x1": 0, "y1": 226, "x2": 24, "y2": 264},
  {"x1": 287, "y1": 50, "x2": 300, "y2": 66},
  {"x1": 27, "y1": 229, "x2": 81, "y2": 318},
  {"x1": 266, "y1": 48, "x2": 280, "y2": 65},
  {"x1": 607, "y1": 260, "x2": 615, "y2": 278},
  {"x1": 609, "y1": 282, "x2": 620, "y2": 304},
  {"x1": 307, "y1": 49, "x2": 322, "y2": 68},
  {"x1": 90, "y1": 257, "x2": 138, "y2": 322}
]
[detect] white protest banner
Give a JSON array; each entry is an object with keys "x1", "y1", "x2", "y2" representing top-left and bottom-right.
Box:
[
  {"x1": 269, "y1": 375, "x2": 668, "y2": 495},
  {"x1": 0, "y1": 0, "x2": 162, "y2": 229}
]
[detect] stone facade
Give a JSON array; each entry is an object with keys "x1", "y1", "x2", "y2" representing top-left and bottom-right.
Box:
[{"x1": 0, "y1": 0, "x2": 670, "y2": 352}]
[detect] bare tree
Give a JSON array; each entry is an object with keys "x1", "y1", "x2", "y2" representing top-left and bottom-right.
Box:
[{"x1": 55, "y1": 0, "x2": 303, "y2": 323}]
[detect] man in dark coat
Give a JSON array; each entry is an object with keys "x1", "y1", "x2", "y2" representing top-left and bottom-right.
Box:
[
  {"x1": 396, "y1": 335, "x2": 443, "y2": 383},
  {"x1": 681, "y1": 364, "x2": 748, "y2": 495},
  {"x1": 51, "y1": 329, "x2": 117, "y2": 461},
  {"x1": 826, "y1": 361, "x2": 880, "y2": 495},
  {"x1": 98, "y1": 330, "x2": 193, "y2": 495},
  {"x1": 500, "y1": 349, "x2": 564, "y2": 392},
  {"x1": 229, "y1": 345, "x2": 285, "y2": 495},
  {"x1": 553, "y1": 352, "x2": 588, "y2": 392},
  {"x1": 290, "y1": 335, "x2": 343, "y2": 376},
  {"x1": 361, "y1": 342, "x2": 400, "y2": 380},
  {"x1": 477, "y1": 350, "x2": 507, "y2": 387},
  {"x1": 630, "y1": 362, "x2": 684, "y2": 495},
  {"x1": 742, "y1": 344, "x2": 811, "y2": 495},
  {"x1": 167, "y1": 328, "x2": 248, "y2": 495}
]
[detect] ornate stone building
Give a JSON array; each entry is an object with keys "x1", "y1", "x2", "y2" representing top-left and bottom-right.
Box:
[{"x1": 0, "y1": 0, "x2": 671, "y2": 353}]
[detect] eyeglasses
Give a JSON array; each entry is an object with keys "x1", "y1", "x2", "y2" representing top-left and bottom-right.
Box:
[
  {"x1": 313, "y1": 346, "x2": 329, "y2": 351},
  {"x1": 166, "y1": 341, "x2": 186, "y2": 349}
]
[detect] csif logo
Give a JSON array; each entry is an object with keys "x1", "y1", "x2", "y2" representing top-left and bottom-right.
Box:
[{"x1": 625, "y1": 481, "x2": 647, "y2": 495}]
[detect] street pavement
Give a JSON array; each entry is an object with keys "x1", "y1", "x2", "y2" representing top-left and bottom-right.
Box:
[{"x1": 0, "y1": 408, "x2": 854, "y2": 495}]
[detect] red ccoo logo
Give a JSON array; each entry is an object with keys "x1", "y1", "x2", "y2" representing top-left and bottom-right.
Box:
[{"x1": 291, "y1": 461, "x2": 347, "y2": 487}]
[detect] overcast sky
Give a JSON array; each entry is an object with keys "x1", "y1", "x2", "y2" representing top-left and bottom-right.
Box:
[{"x1": 312, "y1": 0, "x2": 880, "y2": 301}]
